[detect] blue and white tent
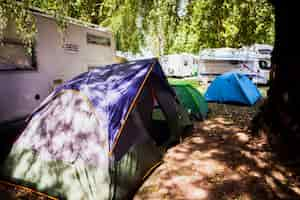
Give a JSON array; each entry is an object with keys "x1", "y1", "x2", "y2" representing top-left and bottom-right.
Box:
[
  {"x1": 205, "y1": 72, "x2": 262, "y2": 106},
  {"x1": 1, "y1": 58, "x2": 191, "y2": 200}
]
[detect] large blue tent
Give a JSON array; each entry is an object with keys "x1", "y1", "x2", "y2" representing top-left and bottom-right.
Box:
[
  {"x1": 30, "y1": 58, "x2": 191, "y2": 159},
  {"x1": 1, "y1": 58, "x2": 192, "y2": 200},
  {"x1": 205, "y1": 72, "x2": 262, "y2": 105}
]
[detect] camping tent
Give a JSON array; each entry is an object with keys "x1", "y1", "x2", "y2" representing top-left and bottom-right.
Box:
[
  {"x1": 171, "y1": 83, "x2": 208, "y2": 120},
  {"x1": 205, "y1": 72, "x2": 262, "y2": 105},
  {"x1": 0, "y1": 58, "x2": 191, "y2": 200}
]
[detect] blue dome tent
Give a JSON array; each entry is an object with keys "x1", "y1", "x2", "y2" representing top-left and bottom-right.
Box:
[{"x1": 205, "y1": 72, "x2": 262, "y2": 106}]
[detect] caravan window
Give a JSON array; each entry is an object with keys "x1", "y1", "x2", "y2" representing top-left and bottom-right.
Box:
[
  {"x1": 258, "y1": 49, "x2": 272, "y2": 55},
  {"x1": 184, "y1": 60, "x2": 188, "y2": 66},
  {"x1": 259, "y1": 60, "x2": 270, "y2": 70},
  {"x1": 0, "y1": 39, "x2": 36, "y2": 71},
  {"x1": 87, "y1": 33, "x2": 111, "y2": 46},
  {"x1": 229, "y1": 60, "x2": 240, "y2": 65},
  {"x1": 88, "y1": 65, "x2": 102, "y2": 71}
]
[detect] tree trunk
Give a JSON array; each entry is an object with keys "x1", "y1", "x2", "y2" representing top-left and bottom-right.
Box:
[{"x1": 257, "y1": 1, "x2": 300, "y2": 150}]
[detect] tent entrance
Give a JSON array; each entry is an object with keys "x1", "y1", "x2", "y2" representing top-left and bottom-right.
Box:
[
  {"x1": 150, "y1": 107, "x2": 171, "y2": 145},
  {"x1": 147, "y1": 74, "x2": 192, "y2": 146}
]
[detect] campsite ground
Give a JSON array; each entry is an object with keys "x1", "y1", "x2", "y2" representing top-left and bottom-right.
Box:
[
  {"x1": 134, "y1": 85, "x2": 300, "y2": 199},
  {"x1": 0, "y1": 80, "x2": 298, "y2": 200}
]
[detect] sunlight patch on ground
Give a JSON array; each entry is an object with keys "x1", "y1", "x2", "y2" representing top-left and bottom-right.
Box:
[
  {"x1": 214, "y1": 117, "x2": 234, "y2": 125},
  {"x1": 265, "y1": 175, "x2": 288, "y2": 199},
  {"x1": 290, "y1": 185, "x2": 300, "y2": 196},
  {"x1": 271, "y1": 170, "x2": 287, "y2": 183},
  {"x1": 190, "y1": 149, "x2": 224, "y2": 160},
  {"x1": 248, "y1": 170, "x2": 261, "y2": 178},
  {"x1": 191, "y1": 159, "x2": 225, "y2": 176},
  {"x1": 135, "y1": 103, "x2": 300, "y2": 200},
  {"x1": 161, "y1": 176, "x2": 208, "y2": 199},
  {"x1": 226, "y1": 173, "x2": 242, "y2": 181},
  {"x1": 234, "y1": 132, "x2": 249, "y2": 143},
  {"x1": 189, "y1": 137, "x2": 205, "y2": 144},
  {"x1": 240, "y1": 150, "x2": 268, "y2": 169}
]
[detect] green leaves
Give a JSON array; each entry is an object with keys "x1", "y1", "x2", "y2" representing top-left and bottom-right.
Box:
[
  {"x1": 170, "y1": 0, "x2": 274, "y2": 53},
  {"x1": 0, "y1": 0, "x2": 274, "y2": 55},
  {"x1": 0, "y1": 0, "x2": 36, "y2": 51}
]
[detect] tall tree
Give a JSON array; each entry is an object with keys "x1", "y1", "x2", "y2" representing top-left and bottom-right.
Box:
[
  {"x1": 142, "y1": 0, "x2": 179, "y2": 56},
  {"x1": 0, "y1": 0, "x2": 36, "y2": 48},
  {"x1": 259, "y1": 0, "x2": 300, "y2": 140},
  {"x1": 1, "y1": 0, "x2": 274, "y2": 54}
]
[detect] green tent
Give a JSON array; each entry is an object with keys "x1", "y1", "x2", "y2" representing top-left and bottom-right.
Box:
[{"x1": 170, "y1": 83, "x2": 208, "y2": 120}]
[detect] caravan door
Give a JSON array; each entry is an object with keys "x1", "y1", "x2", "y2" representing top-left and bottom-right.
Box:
[
  {"x1": 238, "y1": 60, "x2": 270, "y2": 84},
  {"x1": 257, "y1": 60, "x2": 270, "y2": 84}
]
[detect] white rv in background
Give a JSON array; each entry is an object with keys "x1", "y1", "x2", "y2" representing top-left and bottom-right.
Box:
[
  {"x1": 198, "y1": 47, "x2": 271, "y2": 84},
  {"x1": 248, "y1": 44, "x2": 273, "y2": 57},
  {"x1": 159, "y1": 54, "x2": 199, "y2": 77},
  {"x1": 0, "y1": 8, "x2": 116, "y2": 124},
  {"x1": 242, "y1": 44, "x2": 273, "y2": 66}
]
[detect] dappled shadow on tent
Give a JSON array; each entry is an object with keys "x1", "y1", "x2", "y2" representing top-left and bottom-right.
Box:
[
  {"x1": 135, "y1": 107, "x2": 300, "y2": 200},
  {"x1": 1, "y1": 58, "x2": 193, "y2": 199},
  {"x1": 0, "y1": 78, "x2": 187, "y2": 199},
  {"x1": 1, "y1": 91, "x2": 111, "y2": 199}
]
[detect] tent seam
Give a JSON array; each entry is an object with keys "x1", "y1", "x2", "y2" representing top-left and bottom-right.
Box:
[
  {"x1": 234, "y1": 74, "x2": 252, "y2": 105},
  {"x1": 109, "y1": 62, "x2": 155, "y2": 157},
  {"x1": 142, "y1": 161, "x2": 163, "y2": 180}
]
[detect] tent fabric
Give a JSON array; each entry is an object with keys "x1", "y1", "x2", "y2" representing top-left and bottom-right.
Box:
[
  {"x1": 205, "y1": 72, "x2": 262, "y2": 105},
  {"x1": 171, "y1": 84, "x2": 208, "y2": 120},
  {"x1": 1, "y1": 58, "x2": 191, "y2": 200},
  {"x1": 1, "y1": 90, "x2": 161, "y2": 200},
  {"x1": 2, "y1": 91, "x2": 112, "y2": 199},
  {"x1": 30, "y1": 59, "x2": 172, "y2": 158}
]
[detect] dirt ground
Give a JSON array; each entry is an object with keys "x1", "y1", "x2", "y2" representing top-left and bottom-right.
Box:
[
  {"x1": 0, "y1": 180, "x2": 56, "y2": 200},
  {"x1": 1, "y1": 101, "x2": 300, "y2": 200},
  {"x1": 134, "y1": 102, "x2": 300, "y2": 200}
]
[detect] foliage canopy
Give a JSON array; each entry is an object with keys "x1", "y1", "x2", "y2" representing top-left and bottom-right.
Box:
[{"x1": 0, "y1": 0, "x2": 274, "y2": 55}]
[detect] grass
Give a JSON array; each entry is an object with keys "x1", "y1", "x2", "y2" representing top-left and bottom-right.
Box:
[
  {"x1": 168, "y1": 77, "x2": 207, "y2": 94},
  {"x1": 257, "y1": 86, "x2": 268, "y2": 98},
  {"x1": 168, "y1": 78, "x2": 200, "y2": 88}
]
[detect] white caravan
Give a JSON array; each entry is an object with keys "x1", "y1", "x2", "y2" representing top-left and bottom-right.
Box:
[
  {"x1": 159, "y1": 54, "x2": 199, "y2": 77},
  {"x1": 198, "y1": 48, "x2": 271, "y2": 84},
  {"x1": 242, "y1": 44, "x2": 273, "y2": 66},
  {"x1": 247, "y1": 44, "x2": 273, "y2": 57},
  {"x1": 0, "y1": 8, "x2": 116, "y2": 124}
]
